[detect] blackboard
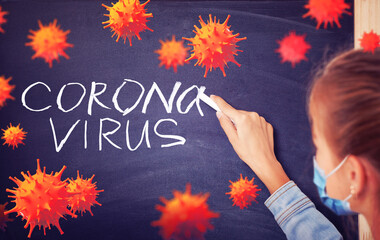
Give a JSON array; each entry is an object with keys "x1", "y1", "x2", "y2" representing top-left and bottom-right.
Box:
[{"x1": 0, "y1": 0, "x2": 356, "y2": 239}]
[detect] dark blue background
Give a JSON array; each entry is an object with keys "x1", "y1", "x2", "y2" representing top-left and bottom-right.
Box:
[{"x1": 0, "y1": 0, "x2": 356, "y2": 239}]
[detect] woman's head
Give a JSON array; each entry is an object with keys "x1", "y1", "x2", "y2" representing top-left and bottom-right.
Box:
[{"x1": 307, "y1": 49, "x2": 380, "y2": 213}]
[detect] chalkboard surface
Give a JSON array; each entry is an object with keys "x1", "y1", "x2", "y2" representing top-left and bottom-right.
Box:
[{"x1": 0, "y1": 0, "x2": 356, "y2": 239}]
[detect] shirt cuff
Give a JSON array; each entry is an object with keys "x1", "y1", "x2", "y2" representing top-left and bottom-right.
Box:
[{"x1": 264, "y1": 180, "x2": 314, "y2": 227}]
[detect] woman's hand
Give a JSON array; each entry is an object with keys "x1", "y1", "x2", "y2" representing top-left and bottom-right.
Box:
[{"x1": 211, "y1": 95, "x2": 290, "y2": 194}]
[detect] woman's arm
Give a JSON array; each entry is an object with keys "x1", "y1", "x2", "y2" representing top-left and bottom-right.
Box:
[
  {"x1": 210, "y1": 95, "x2": 289, "y2": 194},
  {"x1": 211, "y1": 95, "x2": 343, "y2": 240},
  {"x1": 266, "y1": 180, "x2": 343, "y2": 240}
]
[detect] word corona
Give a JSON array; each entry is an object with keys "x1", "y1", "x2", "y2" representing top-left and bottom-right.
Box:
[{"x1": 22, "y1": 79, "x2": 209, "y2": 152}]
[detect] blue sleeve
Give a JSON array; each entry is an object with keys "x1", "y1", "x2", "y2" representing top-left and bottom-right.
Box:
[{"x1": 264, "y1": 181, "x2": 343, "y2": 240}]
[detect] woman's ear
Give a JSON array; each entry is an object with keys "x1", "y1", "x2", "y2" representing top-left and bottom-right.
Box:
[{"x1": 347, "y1": 155, "x2": 366, "y2": 198}]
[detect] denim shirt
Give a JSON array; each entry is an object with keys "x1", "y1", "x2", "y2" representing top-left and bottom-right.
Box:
[{"x1": 264, "y1": 181, "x2": 343, "y2": 240}]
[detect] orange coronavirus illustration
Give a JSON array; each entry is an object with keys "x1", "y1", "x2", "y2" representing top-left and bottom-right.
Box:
[
  {"x1": 276, "y1": 31, "x2": 311, "y2": 67},
  {"x1": 152, "y1": 184, "x2": 220, "y2": 240},
  {"x1": 303, "y1": 0, "x2": 351, "y2": 29},
  {"x1": 0, "y1": 5, "x2": 8, "y2": 34},
  {"x1": 226, "y1": 174, "x2": 261, "y2": 210},
  {"x1": 155, "y1": 35, "x2": 190, "y2": 73},
  {"x1": 67, "y1": 171, "x2": 103, "y2": 216},
  {"x1": 2, "y1": 123, "x2": 27, "y2": 149},
  {"x1": 359, "y1": 30, "x2": 380, "y2": 54},
  {"x1": 183, "y1": 14, "x2": 246, "y2": 78},
  {"x1": 25, "y1": 20, "x2": 73, "y2": 68},
  {"x1": 0, "y1": 75, "x2": 15, "y2": 108},
  {"x1": 0, "y1": 203, "x2": 13, "y2": 232},
  {"x1": 102, "y1": 0, "x2": 153, "y2": 46},
  {"x1": 5, "y1": 159, "x2": 77, "y2": 238}
]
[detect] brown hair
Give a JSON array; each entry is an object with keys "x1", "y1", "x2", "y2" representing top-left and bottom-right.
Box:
[{"x1": 307, "y1": 48, "x2": 380, "y2": 171}]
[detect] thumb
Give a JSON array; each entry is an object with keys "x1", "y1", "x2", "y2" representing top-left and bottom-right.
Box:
[
  {"x1": 211, "y1": 95, "x2": 239, "y2": 122},
  {"x1": 216, "y1": 111, "x2": 238, "y2": 146}
]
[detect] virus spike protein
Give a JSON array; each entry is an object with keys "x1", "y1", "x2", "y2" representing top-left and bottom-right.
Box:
[
  {"x1": 2, "y1": 123, "x2": 27, "y2": 149},
  {"x1": 183, "y1": 14, "x2": 246, "y2": 78},
  {"x1": 0, "y1": 5, "x2": 8, "y2": 34},
  {"x1": 0, "y1": 75, "x2": 15, "y2": 108},
  {"x1": 102, "y1": 0, "x2": 153, "y2": 46},
  {"x1": 0, "y1": 203, "x2": 13, "y2": 232},
  {"x1": 152, "y1": 184, "x2": 220, "y2": 240},
  {"x1": 155, "y1": 35, "x2": 190, "y2": 73},
  {"x1": 25, "y1": 19, "x2": 73, "y2": 68},
  {"x1": 276, "y1": 31, "x2": 311, "y2": 68},
  {"x1": 359, "y1": 30, "x2": 380, "y2": 54},
  {"x1": 5, "y1": 159, "x2": 77, "y2": 238},
  {"x1": 66, "y1": 171, "x2": 104, "y2": 216},
  {"x1": 303, "y1": 0, "x2": 351, "y2": 29},
  {"x1": 226, "y1": 174, "x2": 261, "y2": 209}
]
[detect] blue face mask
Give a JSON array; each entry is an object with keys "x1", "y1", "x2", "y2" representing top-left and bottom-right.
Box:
[{"x1": 313, "y1": 155, "x2": 356, "y2": 215}]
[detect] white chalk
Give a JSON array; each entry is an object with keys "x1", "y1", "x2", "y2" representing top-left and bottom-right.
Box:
[
  {"x1": 199, "y1": 93, "x2": 236, "y2": 125},
  {"x1": 199, "y1": 93, "x2": 221, "y2": 112}
]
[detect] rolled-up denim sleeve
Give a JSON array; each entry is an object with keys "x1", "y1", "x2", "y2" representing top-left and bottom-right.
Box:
[{"x1": 264, "y1": 181, "x2": 343, "y2": 240}]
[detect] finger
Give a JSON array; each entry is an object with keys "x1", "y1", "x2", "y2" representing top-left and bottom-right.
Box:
[
  {"x1": 266, "y1": 122, "x2": 274, "y2": 150},
  {"x1": 267, "y1": 122, "x2": 273, "y2": 136},
  {"x1": 259, "y1": 116, "x2": 266, "y2": 127},
  {"x1": 211, "y1": 95, "x2": 239, "y2": 121},
  {"x1": 248, "y1": 112, "x2": 261, "y2": 124},
  {"x1": 216, "y1": 111, "x2": 238, "y2": 145}
]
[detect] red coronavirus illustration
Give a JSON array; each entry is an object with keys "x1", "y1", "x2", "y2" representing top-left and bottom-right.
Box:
[
  {"x1": 226, "y1": 174, "x2": 261, "y2": 210},
  {"x1": 25, "y1": 20, "x2": 73, "y2": 68},
  {"x1": 183, "y1": 14, "x2": 246, "y2": 78},
  {"x1": 5, "y1": 159, "x2": 77, "y2": 238},
  {"x1": 0, "y1": 203, "x2": 13, "y2": 232},
  {"x1": 102, "y1": 0, "x2": 153, "y2": 46},
  {"x1": 276, "y1": 31, "x2": 311, "y2": 67},
  {"x1": 359, "y1": 30, "x2": 380, "y2": 54},
  {"x1": 155, "y1": 35, "x2": 190, "y2": 73},
  {"x1": 303, "y1": 0, "x2": 351, "y2": 29},
  {"x1": 67, "y1": 171, "x2": 103, "y2": 216},
  {"x1": 0, "y1": 75, "x2": 15, "y2": 108},
  {"x1": 0, "y1": 5, "x2": 8, "y2": 34},
  {"x1": 152, "y1": 184, "x2": 220, "y2": 240},
  {"x1": 2, "y1": 123, "x2": 27, "y2": 149}
]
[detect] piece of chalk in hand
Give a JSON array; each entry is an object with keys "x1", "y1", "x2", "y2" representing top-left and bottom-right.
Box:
[
  {"x1": 199, "y1": 93, "x2": 235, "y2": 125},
  {"x1": 199, "y1": 92, "x2": 221, "y2": 112}
]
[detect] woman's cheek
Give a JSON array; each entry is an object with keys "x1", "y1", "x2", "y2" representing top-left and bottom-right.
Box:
[
  {"x1": 326, "y1": 174, "x2": 349, "y2": 200},
  {"x1": 326, "y1": 177, "x2": 341, "y2": 199}
]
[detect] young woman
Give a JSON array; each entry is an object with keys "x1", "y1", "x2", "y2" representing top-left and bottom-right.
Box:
[{"x1": 211, "y1": 49, "x2": 380, "y2": 240}]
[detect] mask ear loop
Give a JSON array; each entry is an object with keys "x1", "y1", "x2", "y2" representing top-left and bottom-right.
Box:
[
  {"x1": 325, "y1": 155, "x2": 350, "y2": 179},
  {"x1": 342, "y1": 185, "x2": 355, "y2": 202},
  {"x1": 343, "y1": 192, "x2": 353, "y2": 202}
]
